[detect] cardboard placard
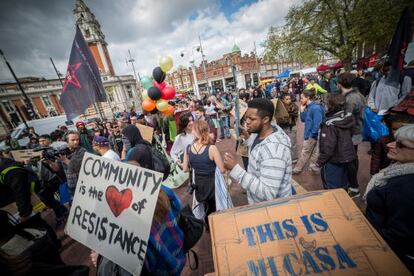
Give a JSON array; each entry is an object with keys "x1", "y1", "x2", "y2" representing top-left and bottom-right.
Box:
[
  {"x1": 10, "y1": 149, "x2": 42, "y2": 163},
  {"x1": 65, "y1": 153, "x2": 163, "y2": 275},
  {"x1": 271, "y1": 99, "x2": 289, "y2": 123},
  {"x1": 1, "y1": 194, "x2": 46, "y2": 219},
  {"x1": 209, "y1": 189, "x2": 409, "y2": 275},
  {"x1": 230, "y1": 99, "x2": 248, "y2": 120},
  {"x1": 136, "y1": 123, "x2": 154, "y2": 143}
]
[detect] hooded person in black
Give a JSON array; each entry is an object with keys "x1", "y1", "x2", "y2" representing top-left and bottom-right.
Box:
[
  {"x1": 121, "y1": 124, "x2": 152, "y2": 168},
  {"x1": 317, "y1": 94, "x2": 356, "y2": 189}
]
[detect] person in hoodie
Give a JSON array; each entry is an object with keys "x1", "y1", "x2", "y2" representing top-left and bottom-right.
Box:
[
  {"x1": 317, "y1": 94, "x2": 356, "y2": 189},
  {"x1": 120, "y1": 124, "x2": 152, "y2": 167},
  {"x1": 293, "y1": 89, "x2": 326, "y2": 174},
  {"x1": 224, "y1": 98, "x2": 292, "y2": 204}
]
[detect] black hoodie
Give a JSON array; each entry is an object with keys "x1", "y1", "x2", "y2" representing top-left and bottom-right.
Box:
[
  {"x1": 121, "y1": 124, "x2": 144, "y2": 147},
  {"x1": 318, "y1": 111, "x2": 356, "y2": 166}
]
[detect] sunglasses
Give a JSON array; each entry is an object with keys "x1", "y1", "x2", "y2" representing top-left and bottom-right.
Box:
[{"x1": 396, "y1": 140, "x2": 414, "y2": 150}]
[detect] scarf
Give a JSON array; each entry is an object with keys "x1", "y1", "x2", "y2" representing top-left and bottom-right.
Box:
[{"x1": 364, "y1": 162, "x2": 414, "y2": 199}]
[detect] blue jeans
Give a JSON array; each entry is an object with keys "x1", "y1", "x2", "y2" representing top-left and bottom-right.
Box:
[
  {"x1": 219, "y1": 116, "x2": 230, "y2": 139},
  {"x1": 321, "y1": 162, "x2": 349, "y2": 190}
]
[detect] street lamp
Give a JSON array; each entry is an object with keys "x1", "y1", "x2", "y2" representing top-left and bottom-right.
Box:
[
  {"x1": 225, "y1": 56, "x2": 240, "y2": 139},
  {"x1": 180, "y1": 48, "x2": 202, "y2": 99}
]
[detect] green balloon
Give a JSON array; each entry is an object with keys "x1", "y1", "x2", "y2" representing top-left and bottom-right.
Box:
[{"x1": 141, "y1": 76, "x2": 153, "y2": 90}]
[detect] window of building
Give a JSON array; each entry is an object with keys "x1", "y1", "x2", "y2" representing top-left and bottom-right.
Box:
[
  {"x1": 0, "y1": 87, "x2": 7, "y2": 93},
  {"x1": 2, "y1": 101, "x2": 13, "y2": 112},
  {"x1": 126, "y1": 85, "x2": 133, "y2": 98},
  {"x1": 109, "y1": 93, "x2": 114, "y2": 102},
  {"x1": 85, "y1": 29, "x2": 91, "y2": 37},
  {"x1": 42, "y1": 96, "x2": 52, "y2": 107}
]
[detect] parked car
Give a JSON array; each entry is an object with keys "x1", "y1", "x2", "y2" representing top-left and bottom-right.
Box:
[{"x1": 0, "y1": 115, "x2": 77, "y2": 150}]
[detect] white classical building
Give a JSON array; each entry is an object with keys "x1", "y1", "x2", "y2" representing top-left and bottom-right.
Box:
[{"x1": 0, "y1": 0, "x2": 140, "y2": 135}]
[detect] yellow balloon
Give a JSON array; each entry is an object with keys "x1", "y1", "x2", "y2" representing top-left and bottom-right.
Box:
[
  {"x1": 159, "y1": 56, "x2": 173, "y2": 73},
  {"x1": 142, "y1": 90, "x2": 149, "y2": 100},
  {"x1": 156, "y1": 99, "x2": 169, "y2": 112}
]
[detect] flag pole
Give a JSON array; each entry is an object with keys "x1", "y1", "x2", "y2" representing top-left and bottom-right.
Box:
[{"x1": 0, "y1": 49, "x2": 38, "y2": 120}]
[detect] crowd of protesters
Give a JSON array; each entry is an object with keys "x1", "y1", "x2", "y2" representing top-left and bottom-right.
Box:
[{"x1": 0, "y1": 57, "x2": 414, "y2": 273}]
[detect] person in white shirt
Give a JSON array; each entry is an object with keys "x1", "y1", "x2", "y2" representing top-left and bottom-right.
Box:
[
  {"x1": 92, "y1": 136, "x2": 120, "y2": 161},
  {"x1": 170, "y1": 112, "x2": 194, "y2": 166}
]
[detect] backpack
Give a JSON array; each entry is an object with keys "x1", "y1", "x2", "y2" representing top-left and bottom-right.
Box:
[
  {"x1": 177, "y1": 204, "x2": 204, "y2": 270},
  {"x1": 146, "y1": 144, "x2": 171, "y2": 181}
]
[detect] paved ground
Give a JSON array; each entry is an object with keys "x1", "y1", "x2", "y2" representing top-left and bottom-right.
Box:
[{"x1": 46, "y1": 119, "x2": 372, "y2": 275}]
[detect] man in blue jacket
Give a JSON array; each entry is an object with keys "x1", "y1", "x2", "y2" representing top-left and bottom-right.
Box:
[{"x1": 293, "y1": 89, "x2": 325, "y2": 174}]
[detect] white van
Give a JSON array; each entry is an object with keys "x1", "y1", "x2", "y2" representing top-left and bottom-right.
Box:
[{"x1": 0, "y1": 115, "x2": 78, "y2": 149}]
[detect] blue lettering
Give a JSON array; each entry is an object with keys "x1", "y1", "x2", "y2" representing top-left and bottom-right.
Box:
[
  {"x1": 267, "y1": 256, "x2": 279, "y2": 276},
  {"x1": 310, "y1": 213, "x2": 328, "y2": 232},
  {"x1": 334, "y1": 244, "x2": 357, "y2": 269},
  {"x1": 258, "y1": 259, "x2": 267, "y2": 276},
  {"x1": 300, "y1": 215, "x2": 315, "y2": 234},
  {"x1": 247, "y1": 260, "x2": 260, "y2": 276},
  {"x1": 283, "y1": 253, "x2": 302, "y2": 276},
  {"x1": 303, "y1": 251, "x2": 322, "y2": 274},
  {"x1": 257, "y1": 224, "x2": 275, "y2": 244},
  {"x1": 282, "y1": 219, "x2": 298, "y2": 238},
  {"x1": 242, "y1": 227, "x2": 256, "y2": 246},
  {"x1": 272, "y1": 221, "x2": 285, "y2": 240},
  {"x1": 315, "y1": 247, "x2": 336, "y2": 271}
]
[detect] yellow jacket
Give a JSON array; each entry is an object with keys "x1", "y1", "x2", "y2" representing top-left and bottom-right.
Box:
[{"x1": 306, "y1": 83, "x2": 327, "y2": 94}]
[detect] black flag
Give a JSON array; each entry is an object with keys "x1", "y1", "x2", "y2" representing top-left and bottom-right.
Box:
[
  {"x1": 60, "y1": 26, "x2": 107, "y2": 121},
  {"x1": 385, "y1": 7, "x2": 412, "y2": 88}
]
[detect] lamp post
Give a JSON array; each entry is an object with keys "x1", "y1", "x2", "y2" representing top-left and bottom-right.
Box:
[
  {"x1": 226, "y1": 57, "x2": 240, "y2": 139},
  {"x1": 180, "y1": 47, "x2": 203, "y2": 99}
]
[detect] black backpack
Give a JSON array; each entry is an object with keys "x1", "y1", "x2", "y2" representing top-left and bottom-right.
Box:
[
  {"x1": 147, "y1": 145, "x2": 171, "y2": 181},
  {"x1": 178, "y1": 204, "x2": 204, "y2": 270}
]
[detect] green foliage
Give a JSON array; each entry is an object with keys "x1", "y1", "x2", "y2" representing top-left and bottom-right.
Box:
[{"x1": 263, "y1": 0, "x2": 414, "y2": 69}]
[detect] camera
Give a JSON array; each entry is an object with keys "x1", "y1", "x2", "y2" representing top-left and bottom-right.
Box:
[{"x1": 34, "y1": 146, "x2": 72, "y2": 161}]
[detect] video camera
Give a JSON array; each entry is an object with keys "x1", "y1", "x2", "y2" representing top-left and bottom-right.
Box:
[{"x1": 33, "y1": 146, "x2": 72, "y2": 161}]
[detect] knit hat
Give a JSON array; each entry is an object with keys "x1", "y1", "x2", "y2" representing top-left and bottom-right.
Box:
[
  {"x1": 92, "y1": 136, "x2": 109, "y2": 147},
  {"x1": 75, "y1": 121, "x2": 85, "y2": 128}
]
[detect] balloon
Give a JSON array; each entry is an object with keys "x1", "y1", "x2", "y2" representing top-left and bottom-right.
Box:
[
  {"x1": 162, "y1": 105, "x2": 174, "y2": 116},
  {"x1": 147, "y1": 86, "x2": 162, "y2": 101},
  {"x1": 152, "y1": 67, "x2": 166, "y2": 83},
  {"x1": 142, "y1": 98, "x2": 156, "y2": 112},
  {"x1": 141, "y1": 76, "x2": 153, "y2": 90},
  {"x1": 142, "y1": 90, "x2": 149, "y2": 100},
  {"x1": 156, "y1": 99, "x2": 169, "y2": 112},
  {"x1": 161, "y1": 86, "x2": 176, "y2": 100},
  {"x1": 153, "y1": 80, "x2": 166, "y2": 91},
  {"x1": 159, "y1": 56, "x2": 173, "y2": 73}
]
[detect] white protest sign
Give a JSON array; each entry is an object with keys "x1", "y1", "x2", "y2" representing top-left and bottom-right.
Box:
[{"x1": 65, "y1": 153, "x2": 163, "y2": 275}]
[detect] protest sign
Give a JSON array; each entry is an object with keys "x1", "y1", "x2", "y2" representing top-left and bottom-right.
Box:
[
  {"x1": 136, "y1": 123, "x2": 154, "y2": 143},
  {"x1": 209, "y1": 189, "x2": 410, "y2": 275},
  {"x1": 230, "y1": 99, "x2": 248, "y2": 119},
  {"x1": 65, "y1": 153, "x2": 163, "y2": 275},
  {"x1": 10, "y1": 149, "x2": 42, "y2": 163}
]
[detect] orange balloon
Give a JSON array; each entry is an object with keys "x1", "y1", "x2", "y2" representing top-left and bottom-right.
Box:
[
  {"x1": 142, "y1": 98, "x2": 156, "y2": 112},
  {"x1": 162, "y1": 105, "x2": 174, "y2": 116}
]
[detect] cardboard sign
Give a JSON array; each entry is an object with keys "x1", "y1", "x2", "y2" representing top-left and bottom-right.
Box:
[
  {"x1": 65, "y1": 153, "x2": 163, "y2": 275},
  {"x1": 136, "y1": 123, "x2": 154, "y2": 143},
  {"x1": 230, "y1": 99, "x2": 248, "y2": 119},
  {"x1": 271, "y1": 99, "x2": 289, "y2": 123},
  {"x1": 209, "y1": 189, "x2": 409, "y2": 275},
  {"x1": 1, "y1": 194, "x2": 46, "y2": 219},
  {"x1": 10, "y1": 149, "x2": 42, "y2": 163}
]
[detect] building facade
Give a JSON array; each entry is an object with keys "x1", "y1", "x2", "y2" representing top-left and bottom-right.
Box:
[
  {"x1": 0, "y1": 0, "x2": 140, "y2": 135},
  {"x1": 165, "y1": 66, "x2": 194, "y2": 93}
]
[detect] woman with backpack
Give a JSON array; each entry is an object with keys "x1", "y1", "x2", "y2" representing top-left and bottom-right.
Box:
[{"x1": 182, "y1": 120, "x2": 225, "y2": 225}]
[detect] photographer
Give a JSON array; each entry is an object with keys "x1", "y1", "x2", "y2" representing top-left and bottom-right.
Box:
[
  {"x1": 47, "y1": 131, "x2": 86, "y2": 198},
  {"x1": 35, "y1": 135, "x2": 68, "y2": 224}
]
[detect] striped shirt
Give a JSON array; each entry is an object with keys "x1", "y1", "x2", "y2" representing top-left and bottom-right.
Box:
[{"x1": 230, "y1": 125, "x2": 292, "y2": 204}]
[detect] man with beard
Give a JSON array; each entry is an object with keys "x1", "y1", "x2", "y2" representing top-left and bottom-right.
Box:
[
  {"x1": 223, "y1": 98, "x2": 292, "y2": 204},
  {"x1": 75, "y1": 121, "x2": 94, "y2": 153}
]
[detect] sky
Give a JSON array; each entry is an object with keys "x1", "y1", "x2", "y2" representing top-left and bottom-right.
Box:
[{"x1": 0, "y1": 0, "x2": 299, "y2": 82}]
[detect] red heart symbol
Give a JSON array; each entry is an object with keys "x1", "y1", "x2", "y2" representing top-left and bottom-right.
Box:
[{"x1": 105, "y1": 186, "x2": 133, "y2": 217}]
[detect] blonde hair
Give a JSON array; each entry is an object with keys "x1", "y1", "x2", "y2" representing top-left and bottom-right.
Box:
[{"x1": 193, "y1": 120, "x2": 211, "y2": 145}]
